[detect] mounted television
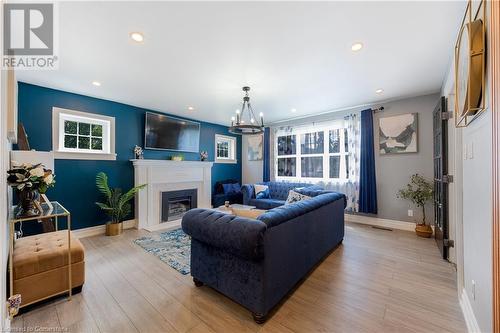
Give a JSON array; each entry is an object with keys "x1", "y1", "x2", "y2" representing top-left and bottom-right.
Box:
[{"x1": 145, "y1": 112, "x2": 200, "y2": 152}]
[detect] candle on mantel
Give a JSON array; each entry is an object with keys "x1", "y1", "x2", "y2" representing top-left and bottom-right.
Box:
[
  {"x1": 236, "y1": 110, "x2": 240, "y2": 124},
  {"x1": 259, "y1": 112, "x2": 264, "y2": 127},
  {"x1": 231, "y1": 116, "x2": 235, "y2": 127}
]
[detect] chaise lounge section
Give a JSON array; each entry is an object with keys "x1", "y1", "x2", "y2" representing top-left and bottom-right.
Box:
[{"x1": 182, "y1": 190, "x2": 346, "y2": 323}]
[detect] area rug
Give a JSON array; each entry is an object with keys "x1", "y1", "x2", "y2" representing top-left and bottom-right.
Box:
[{"x1": 134, "y1": 228, "x2": 191, "y2": 275}]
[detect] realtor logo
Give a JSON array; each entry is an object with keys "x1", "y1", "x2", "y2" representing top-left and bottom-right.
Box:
[{"x1": 2, "y1": 3, "x2": 58, "y2": 69}]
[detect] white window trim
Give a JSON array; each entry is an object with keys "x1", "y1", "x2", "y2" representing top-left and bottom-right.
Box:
[
  {"x1": 52, "y1": 107, "x2": 116, "y2": 160},
  {"x1": 274, "y1": 120, "x2": 349, "y2": 182},
  {"x1": 215, "y1": 134, "x2": 237, "y2": 164}
]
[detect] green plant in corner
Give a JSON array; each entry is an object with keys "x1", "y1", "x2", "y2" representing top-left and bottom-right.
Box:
[
  {"x1": 95, "y1": 172, "x2": 146, "y2": 224},
  {"x1": 397, "y1": 174, "x2": 433, "y2": 225}
]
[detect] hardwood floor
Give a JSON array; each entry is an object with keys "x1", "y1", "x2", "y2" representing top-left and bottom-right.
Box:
[{"x1": 11, "y1": 223, "x2": 466, "y2": 333}]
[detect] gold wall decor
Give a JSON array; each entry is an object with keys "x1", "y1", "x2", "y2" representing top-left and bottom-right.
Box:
[{"x1": 454, "y1": 0, "x2": 487, "y2": 127}]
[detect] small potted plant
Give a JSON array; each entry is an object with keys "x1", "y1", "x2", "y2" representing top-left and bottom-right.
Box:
[
  {"x1": 397, "y1": 174, "x2": 434, "y2": 238},
  {"x1": 95, "y1": 172, "x2": 146, "y2": 236},
  {"x1": 7, "y1": 163, "x2": 55, "y2": 217}
]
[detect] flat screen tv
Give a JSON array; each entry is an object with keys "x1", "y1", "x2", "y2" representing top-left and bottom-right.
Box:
[{"x1": 145, "y1": 112, "x2": 200, "y2": 152}]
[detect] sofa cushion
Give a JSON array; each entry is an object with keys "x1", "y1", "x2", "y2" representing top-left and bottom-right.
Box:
[
  {"x1": 285, "y1": 189, "x2": 311, "y2": 204},
  {"x1": 258, "y1": 192, "x2": 346, "y2": 228},
  {"x1": 248, "y1": 198, "x2": 285, "y2": 210}
]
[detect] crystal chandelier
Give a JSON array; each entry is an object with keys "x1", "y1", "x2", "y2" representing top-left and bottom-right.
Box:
[{"x1": 228, "y1": 86, "x2": 264, "y2": 135}]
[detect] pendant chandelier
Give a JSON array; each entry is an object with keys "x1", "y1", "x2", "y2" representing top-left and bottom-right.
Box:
[{"x1": 229, "y1": 86, "x2": 264, "y2": 135}]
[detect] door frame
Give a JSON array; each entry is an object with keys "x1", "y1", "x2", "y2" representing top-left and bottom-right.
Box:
[
  {"x1": 433, "y1": 96, "x2": 449, "y2": 259},
  {"x1": 491, "y1": 0, "x2": 500, "y2": 331}
]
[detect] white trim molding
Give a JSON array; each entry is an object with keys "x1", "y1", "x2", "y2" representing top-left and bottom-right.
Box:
[
  {"x1": 460, "y1": 289, "x2": 481, "y2": 333},
  {"x1": 345, "y1": 213, "x2": 416, "y2": 232},
  {"x1": 215, "y1": 134, "x2": 237, "y2": 164},
  {"x1": 73, "y1": 219, "x2": 136, "y2": 239},
  {"x1": 52, "y1": 107, "x2": 116, "y2": 161}
]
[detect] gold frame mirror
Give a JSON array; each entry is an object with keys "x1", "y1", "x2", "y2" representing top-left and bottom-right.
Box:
[{"x1": 454, "y1": 0, "x2": 486, "y2": 127}]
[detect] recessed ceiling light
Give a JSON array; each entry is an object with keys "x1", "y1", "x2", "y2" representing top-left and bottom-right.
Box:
[
  {"x1": 92, "y1": 81, "x2": 101, "y2": 86},
  {"x1": 351, "y1": 42, "x2": 363, "y2": 52},
  {"x1": 375, "y1": 88, "x2": 384, "y2": 94},
  {"x1": 291, "y1": 108, "x2": 297, "y2": 113},
  {"x1": 130, "y1": 32, "x2": 144, "y2": 42},
  {"x1": 187, "y1": 106, "x2": 194, "y2": 111}
]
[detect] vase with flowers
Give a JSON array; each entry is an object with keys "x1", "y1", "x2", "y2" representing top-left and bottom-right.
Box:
[{"x1": 7, "y1": 163, "x2": 56, "y2": 217}]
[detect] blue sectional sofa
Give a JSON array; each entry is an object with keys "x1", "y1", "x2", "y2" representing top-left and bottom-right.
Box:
[
  {"x1": 182, "y1": 190, "x2": 346, "y2": 323},
  {"x1": 241, "y1": 181, "x2": 319, "y2": 209}
]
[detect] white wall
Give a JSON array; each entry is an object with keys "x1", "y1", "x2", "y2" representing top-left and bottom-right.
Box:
[
  {"x1": 0, "y1": 64, "x2": 11, "y2": 329},
  {"x1": 440, "y1": 2, "x2": 492, "y2": 331},
  {"x1": 242, "y1": 135, "x2": 263, "y2": 184}
]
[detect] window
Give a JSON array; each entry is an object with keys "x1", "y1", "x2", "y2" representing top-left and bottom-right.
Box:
[
  {"x1": 301, "y1": 131, "x2": 324, "y2": 178},
  {"x1": 275, "y1": 124, "x2": 350, "y2": 181},
  {"x1": 52, "y1": 107, "x2": 116, "y2": 160},
  {"x1": 277, "y1": 135, "x2": 297, "y2": 177},
  {"x1": 328, "y1": 128, "x2": 349, "y2": 179},
  {"x1": 215, "y1": 134, "x2": 237, "y2": 163}
]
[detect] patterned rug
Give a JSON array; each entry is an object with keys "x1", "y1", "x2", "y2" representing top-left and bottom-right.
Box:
[{"x1": 134, "y1": 228, "x2": 191, "y2": 275}]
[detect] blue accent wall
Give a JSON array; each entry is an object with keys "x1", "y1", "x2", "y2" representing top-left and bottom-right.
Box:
[{"x1": 17, "y1": 82, "x2": 242, "y2": 230}]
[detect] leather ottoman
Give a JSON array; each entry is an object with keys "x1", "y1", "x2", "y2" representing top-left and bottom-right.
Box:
[{"x1": 12, "y1": 230, "x2": 85, "y2": 307}]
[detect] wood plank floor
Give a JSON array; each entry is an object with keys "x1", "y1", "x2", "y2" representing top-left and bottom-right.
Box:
[{"x1": 11, "y1": 223, "x2": 466, "y2": 333}]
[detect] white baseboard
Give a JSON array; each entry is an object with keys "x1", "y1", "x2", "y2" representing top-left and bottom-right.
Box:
[
  {"x1": 72, "y1": 219, "x2": 136, "y2": 239},
  {"x1": 459, "y1": 289, "x2": 481, "y2": 333},
  {"x1": 345, "y1": 214, "x2": 415, "y2": 232}
]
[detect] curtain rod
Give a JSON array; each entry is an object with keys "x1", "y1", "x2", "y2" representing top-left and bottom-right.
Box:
[{"x1": 272, "y1": 105, "x2": 385, "y2": 130}]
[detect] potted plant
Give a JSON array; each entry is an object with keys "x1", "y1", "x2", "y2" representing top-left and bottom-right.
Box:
[
  {"x1": 7, "y1": 163, "x2": 55, "y2": 217},
  {"x1": 95, "y1": 172, "x2": 146, "y2": 236},
  {"x1": 397, "y1": 174, "x2": 434, "y2": 238}
]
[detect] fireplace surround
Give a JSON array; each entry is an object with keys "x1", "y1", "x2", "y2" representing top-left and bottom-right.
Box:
[{"x1": 132, "y1": 159, "x2": 213, "y2": 231}]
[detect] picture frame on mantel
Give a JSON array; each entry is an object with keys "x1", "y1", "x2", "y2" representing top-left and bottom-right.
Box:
[{"x1": 379, "y1": 113, "x2": 418, "y2": 154}]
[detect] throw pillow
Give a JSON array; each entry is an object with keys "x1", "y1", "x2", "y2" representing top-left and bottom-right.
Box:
[
  {"x1": 231, "y1": 183, "x2": 241, "y2": 193},
  {"x1": 254, "y1": 184, "x2": 270, "y2": 199},
  {"x1": 285, "y1": 189, "x2": 311, "y2": 205},
  {"x1": 222, "y1": 183, "x2": 234, "y2": 194},
  {"x1": 256, "y1": 187, "x2": 270, "y2": 199},
  {"x1": 223, "y1": 183, "x2": 242, "y2": 194}
]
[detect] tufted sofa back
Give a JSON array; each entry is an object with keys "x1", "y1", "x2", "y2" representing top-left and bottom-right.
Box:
[{"x1": 259, "y1": 181, "x2": 313, "y2": 200}]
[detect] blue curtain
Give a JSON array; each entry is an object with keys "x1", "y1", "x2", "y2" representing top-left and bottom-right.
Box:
[
  {"x1": 359, "y1": 109, "x2": 378, "y2": 214},
  {"x1": 263, "y1": 127, "x2": 271, "y2": 182}
]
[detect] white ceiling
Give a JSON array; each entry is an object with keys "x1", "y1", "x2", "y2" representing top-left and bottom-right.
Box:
[{"x1": 17, "y1": 1, "x2": 466, "y2": 125}]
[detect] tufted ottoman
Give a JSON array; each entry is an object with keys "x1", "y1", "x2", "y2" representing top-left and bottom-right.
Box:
[{"x1": 12, "y1": 230, "x2": 85, "y2": 307}]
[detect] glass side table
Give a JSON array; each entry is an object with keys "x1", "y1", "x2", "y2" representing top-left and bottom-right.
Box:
[{"x1": 8, "y1": 201, "x2": 73, "y2": 306}]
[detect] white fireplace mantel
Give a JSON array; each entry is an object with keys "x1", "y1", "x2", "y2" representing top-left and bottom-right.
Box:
[{"x1": 131, "y1": 159, "x2": 214, "y2": 231}]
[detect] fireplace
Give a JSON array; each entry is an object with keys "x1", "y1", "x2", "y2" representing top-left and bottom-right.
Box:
[{"x1": 161, "y1": 189, "x2": 198, "y2": 222}]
